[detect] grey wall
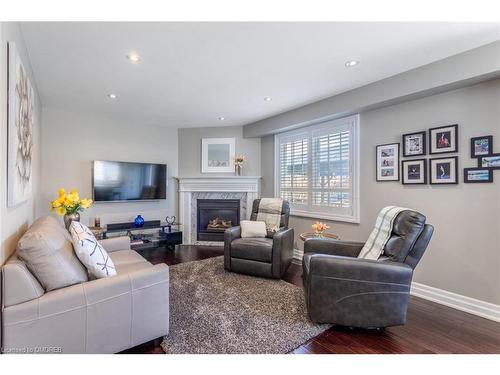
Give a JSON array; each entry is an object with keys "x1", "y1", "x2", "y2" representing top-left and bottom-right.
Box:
[
  {"x1": 0, "y1": 22, "x2": 42, "y2": 265},
  {"x1": 261, "y1": 79, "x2": 500, "y2": 305},
  {"x1": 40, "y1": 108, "x2": 179, "y2": 227},
  {"x1": 178, "y1": 126, "x2": 261, "y2": 177}
]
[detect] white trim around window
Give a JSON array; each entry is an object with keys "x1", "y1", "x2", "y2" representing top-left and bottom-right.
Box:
[{"x1": 274, "y1": 115, "x2": 360, "y2": 223}]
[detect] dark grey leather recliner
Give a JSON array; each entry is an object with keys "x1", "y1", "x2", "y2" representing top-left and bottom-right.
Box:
[
  {"x1": 224, "y1": 199, "x2": 294, "y2": 279},
  {"x1": 303, "y1": 210, "x2": 433, "y2": 328}
]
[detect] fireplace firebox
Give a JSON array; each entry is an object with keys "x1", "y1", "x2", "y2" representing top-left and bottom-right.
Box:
[{"x1": 197, "y1": 199, "x2": 240, "y2": 241}]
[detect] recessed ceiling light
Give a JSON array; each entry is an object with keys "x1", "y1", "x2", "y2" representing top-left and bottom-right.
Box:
[
  {"x1": 218, "y1": 117, "x2": 225, "y2": 121},
  {"x1": 264, "y1": 97, "x2": 272, "y2": 102},
  {"x1": 108, "y1": 93, "x2": 117, "y2": 99},
  {"x1": 345, "y1": 60, "x2": 360, "y2": 68},
  {"x1": 126, "y1": 52, "x2": 141, "y2": 63}
]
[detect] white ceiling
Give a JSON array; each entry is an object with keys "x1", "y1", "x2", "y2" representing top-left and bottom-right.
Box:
[{"x1": 20, "y1": 22, "x2": 500, "y2": 129}]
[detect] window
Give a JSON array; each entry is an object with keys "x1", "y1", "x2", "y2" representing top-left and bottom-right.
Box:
[{"x1": 274, "y1": 115, "x2": 359, "y2": 223}]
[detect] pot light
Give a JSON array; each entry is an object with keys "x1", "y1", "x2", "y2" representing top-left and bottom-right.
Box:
[
  {"x1": 264, "y1": 97, "x2": 272, "y2": 102},
  {"x1": 345, "y1": 60, "x2": 360, "y2": 68},
  {"x1": 108, "y1": 93, "x2": 117, "y2": 99},
  {"x1": 126, "y1": 52, "x2": 141, "y2": 63},
  {"x1": 218, "y1": 117, "x2": 226, "y2": 121}
]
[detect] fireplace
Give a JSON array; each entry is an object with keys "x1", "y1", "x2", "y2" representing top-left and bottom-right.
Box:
[{"x1": 197, "y1": 199, "x2": 240, "y2": 242}]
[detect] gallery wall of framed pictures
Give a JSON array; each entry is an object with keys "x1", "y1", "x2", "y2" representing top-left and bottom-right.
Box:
[
  {"x1": 376, "y1": 124, "x2": 460, "y2": 185},
  {"x1": 376, "y1": 124, "x2": 497, "y2": 185}
]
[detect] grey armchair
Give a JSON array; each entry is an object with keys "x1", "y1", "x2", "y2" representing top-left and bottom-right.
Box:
[
  {"x1": 224, "y1": 199, "x2": 294, "y2": 279},
  {"x1": 302, "y1": 210, "x2": 433, "y2": 328}
]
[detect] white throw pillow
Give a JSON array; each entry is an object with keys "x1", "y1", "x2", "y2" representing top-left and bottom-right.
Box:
[
  {"x1": 69, "y1": 222, "x2": 117, "y2": 278},
  {"x1": 240, "y1": 220, "x2": 267, "y2": 238}
]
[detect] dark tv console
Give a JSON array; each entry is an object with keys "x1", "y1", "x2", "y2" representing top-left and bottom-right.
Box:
[{"x1": 103, "y1": 220, "x2": 182, "y2": 251}]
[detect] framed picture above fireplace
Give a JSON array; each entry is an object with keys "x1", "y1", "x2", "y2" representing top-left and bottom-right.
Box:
[{"x1": 202, "y1": 138, "x2": 235, "y2": 173}]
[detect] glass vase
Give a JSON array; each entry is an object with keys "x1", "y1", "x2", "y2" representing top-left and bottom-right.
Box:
[{"x1": 64, "y1": 212, "x2": 80, "y2": 230}]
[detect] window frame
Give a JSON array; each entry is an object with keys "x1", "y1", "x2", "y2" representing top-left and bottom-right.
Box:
[{"x1": 274, "y1": 114, "x2": 360, "y2": 223}]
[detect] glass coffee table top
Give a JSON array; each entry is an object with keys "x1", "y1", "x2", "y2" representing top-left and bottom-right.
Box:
[{"x1": 299, "y1": 232, "x2": 339, "y2": 241}]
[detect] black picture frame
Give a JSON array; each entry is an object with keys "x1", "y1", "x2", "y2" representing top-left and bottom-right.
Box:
[
  {"x1": 470, "y1": 135, "x2": 493, "y2": 158},
  {"x1": 401, "y1": 159, "x2": 427, "y2": 185},
  {"x1": 402, "y1": 131, "x2": 426, "y2": 157},
  {"x1": 463, "y1": 168, "x2": 493, "y2": 183},
  {"x1": 477, "y1": 153, "x2": 500, "y2": 170},
  {"x1": 429, "y1": 124, "x2": 458, "y2": 155},
  {"x1": 376, "y1": 143, "x2": 400, "y2": 182},
  {"x1": 429, "y1": 156, "x2": 459, "y2": 185}
]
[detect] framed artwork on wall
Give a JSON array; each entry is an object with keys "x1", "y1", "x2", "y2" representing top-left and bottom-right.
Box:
[
  {"x1": 376, "y1": 143, "x2": 400, "y2": 181},
  {"x1": 478, "y1": 153, "x2": 500, "y2": 170},
  {"x1": 463, "y1": 168, "x2": 493, "y2": 183},
  {"x1": 429, "y1": 156, "x2": 458, "y2": 185},
  {"x1": 429, "y1": 124, "x2": 458, "y2": 155},
  {"x1": 470, "y1": 135, "x2": 493, "y2": 158},
  {"x1": 7, "y1": 42, "x2": 35, "y2": 207},
  {"x1": 401, "y1": 159, "x2": 427, "y2": 185},
  {"x1": 201, "y1": 138, "x2": 235, "y2": 173},
  {"x1": 402, "y1": 131, "x2": 426, "y2": 157}
]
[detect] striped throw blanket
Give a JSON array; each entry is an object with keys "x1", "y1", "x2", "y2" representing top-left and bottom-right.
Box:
[
  {"x1": 256, "y1": 198, "x2": 283, "y2": 233},
  {"x1": 358, "y1": 206, "x2": 412, "y2": 260}
]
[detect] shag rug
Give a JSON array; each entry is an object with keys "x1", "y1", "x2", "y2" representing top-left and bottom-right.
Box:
[{"x1": 161, "y1": 256, "x2": 330, "y2": 354}]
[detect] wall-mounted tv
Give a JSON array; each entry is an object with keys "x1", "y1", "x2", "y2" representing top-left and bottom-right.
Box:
[{"x1": 93, "y1": 160, "x2": 167, "y2": 202}]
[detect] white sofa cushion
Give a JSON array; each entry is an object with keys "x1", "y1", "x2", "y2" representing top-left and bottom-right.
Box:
[
  {"x1": 16, "y1": 216, "x2": 89, "y2": 291},
  {"x1": 69, "y1": 222, "x2": 117, "y2": 278},
  {"x1": 240, "y1": 220, "x2": 267, "y2": 238}
]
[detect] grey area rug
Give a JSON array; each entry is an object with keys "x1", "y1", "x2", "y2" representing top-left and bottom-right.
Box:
[{"x1": 161, "y1": 256, "x2": 330, "y2": 354}]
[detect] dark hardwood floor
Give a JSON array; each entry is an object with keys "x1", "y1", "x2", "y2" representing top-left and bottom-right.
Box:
[{"x1": 123, "y1": 245, "x2": 500, "y2": 354}]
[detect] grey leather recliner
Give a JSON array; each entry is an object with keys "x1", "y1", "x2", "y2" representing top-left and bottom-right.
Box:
[
  {"x1": 224, "y1": 199, "x2": 294, "y2": 279},
  {"x1": 302, "y1": 210, "x2": 433, "y2": 328}
]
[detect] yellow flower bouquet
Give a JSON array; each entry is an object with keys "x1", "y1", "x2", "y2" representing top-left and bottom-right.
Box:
[{"x1": 50, "y1": 188, "x2": 93, "y2": 216}]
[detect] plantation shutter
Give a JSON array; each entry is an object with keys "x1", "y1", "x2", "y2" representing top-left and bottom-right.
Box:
[
  {"x1": 311, "y1": 125, "x2": 353, "y2": 215},
  {"x1": 278, "y1": 133, "x2": 309, "y2": 207},
  {"x1": 275, "y1": 115, "x2": 359, "y2": 222}
]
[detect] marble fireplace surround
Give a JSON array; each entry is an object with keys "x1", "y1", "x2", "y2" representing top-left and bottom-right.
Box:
[{"x1": 176, "y1": 177, "x2": 261, "y2": 244}]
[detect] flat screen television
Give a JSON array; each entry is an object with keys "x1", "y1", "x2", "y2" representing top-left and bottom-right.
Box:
[{"x1": 93, "y1": 160, "x2": 167, "y2": 202}]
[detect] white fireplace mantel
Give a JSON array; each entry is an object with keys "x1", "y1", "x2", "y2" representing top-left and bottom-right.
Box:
[{"x1": 175, "y1": 176, "x2": 261, "y2": 244}]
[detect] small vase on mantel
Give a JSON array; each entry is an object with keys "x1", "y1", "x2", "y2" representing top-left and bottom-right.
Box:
[
  {"x1": 235, "y1": 164, "x2": 242, "y2": 176},
  {"x1": 234, "y1": 155, "x2": 246, "y2": 176},
  {"x1": 64, "y1": 212, "x2": 80, "y2": 230}
]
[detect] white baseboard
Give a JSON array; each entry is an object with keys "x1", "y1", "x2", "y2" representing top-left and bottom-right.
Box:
[
  {"x1": 410, "y1": 282, "x2": 500, "y2": 322},
  {"x1": 291, "y1": 249, "x2": 500, "y2": 322}
]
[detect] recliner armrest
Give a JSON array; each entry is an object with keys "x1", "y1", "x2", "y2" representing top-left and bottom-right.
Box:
[
  {"x1": 306, "y1": 253, "x2": 413, "y2": 285},
  {"x1": 272, "y1": 228, "x2": 294, "y2": 278},
  {"x1": 99, "y1": 236, "x2": 131, "y2": 252},
  {"x1": 304, "y1": 238, "x2": 365, "y2": 257},
  {"x1": 224, "y1": 226, "x2": 241, "y2": 270},
  {"x1": 272, "y1": 227, "x2": 294, "y2": 248},
  {"x1": 225, "y1": 226, "x2": 241, "y2": 242}
]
